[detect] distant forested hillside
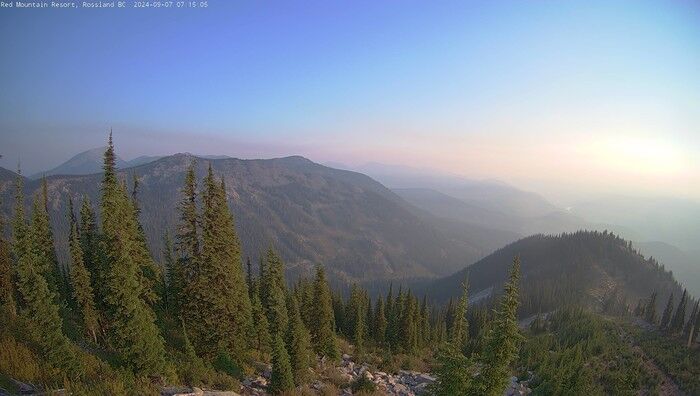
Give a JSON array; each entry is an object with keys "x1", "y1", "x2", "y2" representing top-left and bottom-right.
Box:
[{"x1": 426, "y1": 231, "x2": 689, "y2": 317}]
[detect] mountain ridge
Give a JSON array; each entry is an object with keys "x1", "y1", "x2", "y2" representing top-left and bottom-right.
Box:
[
  {"x1": 425, "y1": 231, "x2": 690, "y2": 317},
  {"x1": 0, "y1": 153, "x2": 515, "y2": 284}
]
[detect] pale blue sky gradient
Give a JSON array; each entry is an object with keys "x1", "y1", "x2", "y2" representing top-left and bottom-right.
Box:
[{"x1": 1, "y1": 0, "x2": 698, "y2": 201}]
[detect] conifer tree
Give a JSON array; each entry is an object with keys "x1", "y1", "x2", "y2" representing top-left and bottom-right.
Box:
[
  {"x1": 162, "y1": 231, "x2": 181, "y2": 317},
  {"x1": 692, "y1": 308, "x2": 700, "y2": 345},
  {"x1": 181, "y1": 320, "x2": 208, "y2": 384},
  {"x1": 419, "y1": 295, "x2": 430, "y2": 347},
  {"x1": 429, "y1": 343, "x2": 473, "y2": 396},
  {"x1": 286, "y1": 294, "x2": 312, "y2": 386},
  {"x1": 270, "y1": 333, "x2": 295, "y2": 394},
  {"x1": 176, "y1": 161, "x2": 200, "y2": 279},
  {"x1": 182, "y1": 166, "x2": 253, "y2": 364},
  {"x1": 100, "y1": 133, "x2": 166, "y2": 374},
  {"x1": 79, "y1": 196, "x2": 100, "y2": 287},
  {"x1": 645, "y1": 291, "x2": 657, "y2": 325},
  {"x1": 385, "y1": 284, "x2": 395, "y2": 348},
  {"x1": 261, "y1": 247, "x2": 288, "y2": 338},
  {"x1": 31, "y1": 179, "x2": 64, "y2": 300},
  {"x1": 472, "y1": 256, "x2": 522, "y2": 396},
  {"x1": 68, "y1": 204, "x2": 99, "y2": 343},
  {"x1": 400, "y1": 291, "x2": 418, "y2": 353},
  {"x1": 374, "y1": 296, "x2": 387, "y2": 346},
  {"x1": 685, "y1": 300, "x2": 698, "y2": 336},
  {"x1": 246, "y1": 256, "x2": 253, "y2": 297},
  {"x1": 129, "y1": 173, "x2": 163, "y2": 307},
  {"x1": 450, "y1": 277, "x2": 469, "y2": 351},
  {"x1": 251, "y1": 288, "x2": 272, "y2": 354},
  {"x1": 670, "y1": 289, "x2": 688, "y2": 333},
  {"x1": 660, "y1": 293, "x2": 675, "y2": 330},
  {"x1": 13, "y1": 175, "x2": 81, "y2": 376},
  {"x1": 296, "y1": 278, "x2": 315, "y2": 329},
  {"x1": 346, "y1": 284, "x2": 366, "y2": 353},
  {"x1": 310, "y1": 266, "x2": 338, "y2": 358},
  {"x1": 0, "y1": 198, "x2": 16, "y2": 318}
]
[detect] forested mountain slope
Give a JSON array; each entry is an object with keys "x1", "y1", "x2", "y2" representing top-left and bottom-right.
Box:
[
  {"x1": 427, "y1": 231, "x2": 688, "y2": 316},
  {"x1": 0, "y1": 154, "x2": 514, "y2": 283}
]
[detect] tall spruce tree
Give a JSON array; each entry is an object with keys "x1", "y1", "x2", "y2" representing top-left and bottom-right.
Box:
[
  {"x1": 0, "y1": 197, "x2": 16, "y2": 318},
  {"x1": 286, "y1": 294, "x2": 313, "y2": 386},
  {"x1": 692, "y1": 307, "x2": 700, "y2": 345},
  {"x1": 685, "y1": 300, "x2": 699, "y2": 346},
  {"x1": 660, "y1": 293, "x2": 675, "y2": 330},
  {"x1": 162, "y1": 231, "x2": 181, "y2": 317},
  {"x1": 176, "y1": 161, "x2": 200, "y2": 279},
  {"x1": 399, "y1": 291, "x2": 418, "y2": 353},
  {"x1": 129, "y1": 173, "x2": 163, "y2": 307},
  {"x1": 430, "y1": 343, "x2": 473, "y2": 396},
  {"x1": 251, "y1": 287, "x2": 272, "y2": 354},
  {"x1": 645, "y1": 291, "x2": 657, "y2": 325},
  {"x1": 670, "y1": 289, "x2": 688, "y2": 333},
  {"x1": 472, "y1": 256, "x2": 522, "y2": 396},
  {"x1": 419, "y1": 295, "x2": 430, "y2": 348},
  {"x1": 347, "y1": 284, "x2": 366, "y2": 353},
  {"x1": 181, "y1": 166, "x2": 253, "y2": 364},
  {"x1": 31, "y1": 179, "x2": 64, "y2": 301},
  {"x1": 374, "y1": 296, "x2": 387, "y2": 346},
  {"x1": 685, "y1": 300, "x2": 699, "y2": 336},
  {"x1": 79, "y1": 196, "x2": 100, "y2": 291},
  {"x1": 13, "y1": 174, "x2": 81, "y2": 376},
  {"x1": 270, "y1": 333, "x2": 295, "y2": 394},
  {"x1": 450, "y1": 277, "x2": 469, "y2": 351},
  {"x1": 246, "y1": 256, "x2": 253, "y2": 297},
  {"x1": 68, "y1": 203, "x2": 99, "y2": 343},
  {"x1": 310, "y1": 266, "x2": 338, "y2": 359},
  {"x1": 261, "y1": 248, "x2": 288, "y2": 338},
  {"x1": 100, "y1": 133, "x2": 166, "y2": 374}
]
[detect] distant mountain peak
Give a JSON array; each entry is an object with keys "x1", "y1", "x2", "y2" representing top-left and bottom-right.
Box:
[{"x1": 30, "y1": 147, "x2": 127, "y2": 179}]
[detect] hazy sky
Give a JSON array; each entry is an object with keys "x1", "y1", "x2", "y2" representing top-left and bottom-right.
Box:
[{"x1": 1, "y1": 0, "x2": 699, "y2": 204}]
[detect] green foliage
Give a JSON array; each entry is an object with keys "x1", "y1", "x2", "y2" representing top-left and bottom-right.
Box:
[
  {"x1": 0, "y1": 199, "x2": 16, "y2": 318},
  {"x1": 521, "y1": 308, "x2": 659, "y2": 395},
  {"x1": 644, "y1": 291, "x2": 657, "y2": 324},
  {"x1": 345, "y1": 284, "x2": 367, "y2": 354},
  {"x1": 261, "y1": 247, "x2": 288, "y2": 338},
  {"x1": 633, "y1": 323, "x2": 700, "y2": 395},
  {"x1": 100, "y1": 134, "x2": 167, "y2": 375},
  {"x1": 30, "y1": 180, "x2": 65, "y2": 301},
  {"x1": 669, "y1": 289, "x2": 687, "y2": 334},
  {"x1": 270, "y1": 333, "x2": 295, "y2": 394},
  {"x1": 251, "y1": 288, "x2": 272, "y2": 354},
  {"x1": 161, "y1": 231, "x2": 181, "y2": 317},
  {"x1": 660, "y1": 293, "x2": 674, "y2": 329},
  {"x1": 310, "y1": 266, "x2": 338, "y2": 359},
  {"x1": 12, "y1": 175, "x2": 82, "y2": 377},
  {"x1": 286, "y1": 294, "x2": 313, "y2": 386},
  {"x1": 429, "y1": 343, "x2": 473, "y2": 396},
  {"x1": 351, "y1": 374, "x2": 377, "y2": 393},
  {"x1": 374, "y1": 296, "x2": 387, "y2": 346},
  {"x1": 68, "y1": 214, "x2": 99, "y2": 343},
  {"x1": 450, "y1": 277, "x2": 469, "y2": 351},
  {"x1": 472, "y1": 256, "x2": 522, "y2": 396},
  {"x1": 180, "y1": 165, "x2": 253, "y2": 364}
]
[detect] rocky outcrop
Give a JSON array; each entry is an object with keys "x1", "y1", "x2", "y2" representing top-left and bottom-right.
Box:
[{"x1": 161, "y1": 387, "x2": 241, "y2": 396}]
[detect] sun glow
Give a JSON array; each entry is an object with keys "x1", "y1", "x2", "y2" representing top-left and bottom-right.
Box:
[{"x1": 588, "y1": 136, "x2": 685, "y2": 176}]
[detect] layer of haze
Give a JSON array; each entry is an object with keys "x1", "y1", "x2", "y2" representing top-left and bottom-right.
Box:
[{"x1": 1, "y1": 0, "x2": 699, "y2": 204}]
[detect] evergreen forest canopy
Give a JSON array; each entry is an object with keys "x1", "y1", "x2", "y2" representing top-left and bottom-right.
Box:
[{"x1": 0, "y1": 137, "x2": 698, "y2": 395}]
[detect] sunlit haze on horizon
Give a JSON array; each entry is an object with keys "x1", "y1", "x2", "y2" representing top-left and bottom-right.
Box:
[{"x1": 1, "y1": 0, "x2": 698, "y2": 204}]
